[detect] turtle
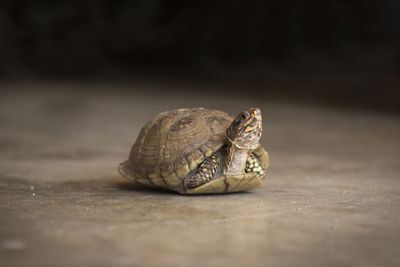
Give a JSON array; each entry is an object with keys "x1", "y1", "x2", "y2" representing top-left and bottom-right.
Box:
[{"x1": 118, "y1": 107, "x2": 269, "y2": 194}]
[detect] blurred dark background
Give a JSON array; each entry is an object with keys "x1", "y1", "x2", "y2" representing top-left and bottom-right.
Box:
[{"x1": 0, "y1": 0, "x2": 399, "y2": 112}]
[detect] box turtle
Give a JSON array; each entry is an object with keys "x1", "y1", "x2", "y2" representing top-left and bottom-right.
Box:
[{"x1": 118, "y1": 107, "x2": 269, "y2": 194}]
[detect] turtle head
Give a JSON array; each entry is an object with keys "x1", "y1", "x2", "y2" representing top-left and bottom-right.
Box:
[{"x1": 226, "y1": 108, "x2": 262, "y2": 149}]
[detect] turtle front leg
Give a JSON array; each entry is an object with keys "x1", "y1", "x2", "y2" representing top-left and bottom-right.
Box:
[
  {"x1": 183, "y1": 153, "x2": 220, "y2": 189},
  {"x1": 245, "y1": 153, "x2": 265, "y2": 176}
]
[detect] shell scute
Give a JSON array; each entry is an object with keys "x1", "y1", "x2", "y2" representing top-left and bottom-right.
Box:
[{"x1": 174, "y1": 156, "x2": 191, "y2": 179}]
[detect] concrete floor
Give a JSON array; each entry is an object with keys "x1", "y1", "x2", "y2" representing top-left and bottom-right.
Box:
[{"x1": 1, "y1": 81, "x2": 400, "y2": 267}]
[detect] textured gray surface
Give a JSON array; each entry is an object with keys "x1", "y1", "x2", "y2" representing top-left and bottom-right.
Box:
[{"x1": 1, "y1": 82, "x2": 400, "y2": 267}]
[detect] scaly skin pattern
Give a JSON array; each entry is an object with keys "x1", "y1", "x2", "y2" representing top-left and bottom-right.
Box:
[
  {"x1": 183, "y1": 151, "x2": 265, "y2": 189},
  {"x1": 183, "y1": 153, "x2": 219, "y2": 189},
  {"x1": 245, "y1": 153, "x2": 264, "y2": 176}
]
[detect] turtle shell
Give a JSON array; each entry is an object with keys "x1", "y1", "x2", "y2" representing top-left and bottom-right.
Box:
[{"x1": 119, "y1": 108, "x2": 235, "y2": 192}]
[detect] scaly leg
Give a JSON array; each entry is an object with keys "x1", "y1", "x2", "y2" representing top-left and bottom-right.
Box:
[
  {"x1": 245, "y1": 153, "x2": 264, "y2": 176},
  {"x1": 183, "y1": 153, "x2": 220, "y2": 189}
]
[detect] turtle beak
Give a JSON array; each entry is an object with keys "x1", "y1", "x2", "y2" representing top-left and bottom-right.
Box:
[{"x1": 249, "y1": 108, "x2": 262, "y2": 120}]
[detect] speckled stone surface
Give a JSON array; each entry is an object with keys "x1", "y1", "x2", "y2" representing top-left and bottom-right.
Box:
[{"x1": 1, "y1": 82, "x2": 400, "y2": 267}]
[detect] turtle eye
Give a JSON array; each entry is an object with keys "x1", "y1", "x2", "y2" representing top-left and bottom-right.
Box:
[{"x1": 239, "y1": 111, "x2": 250, "y2": 121}]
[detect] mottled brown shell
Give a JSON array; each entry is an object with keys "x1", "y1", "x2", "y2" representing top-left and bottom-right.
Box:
[{"x1": 119, "y1": 108, "x2": 235, "y2": 192}]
